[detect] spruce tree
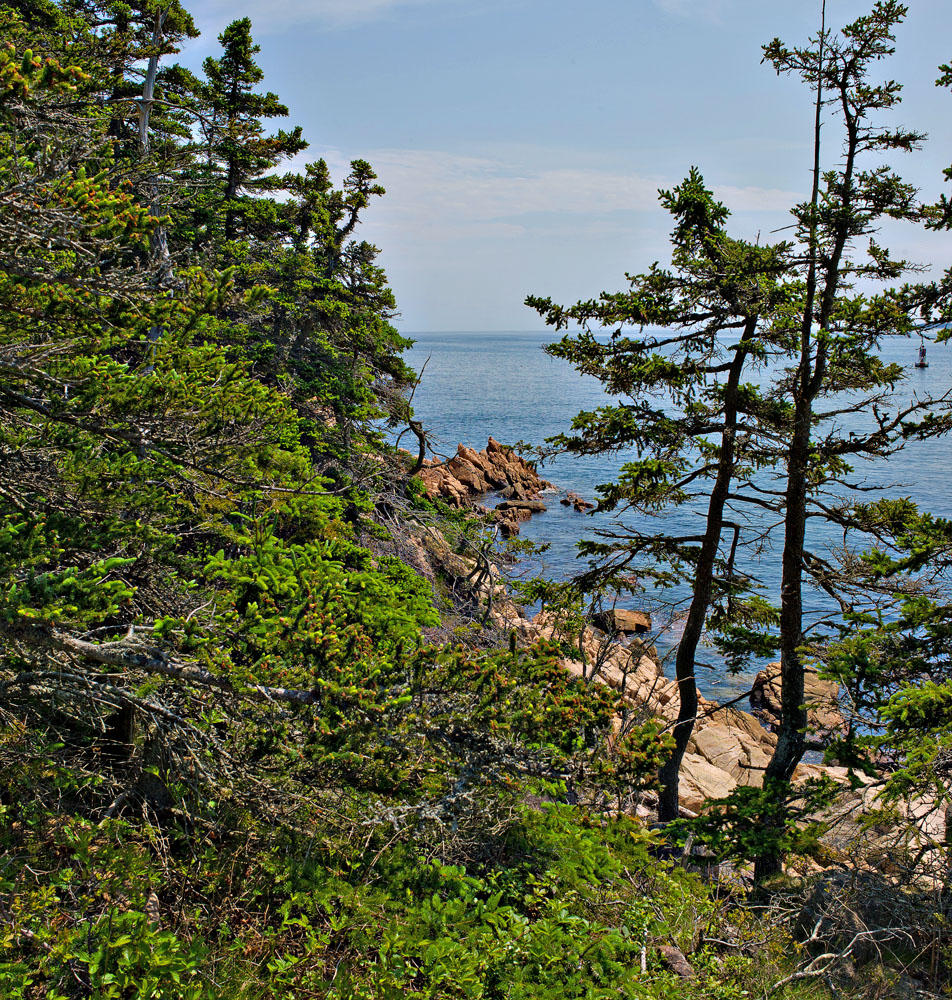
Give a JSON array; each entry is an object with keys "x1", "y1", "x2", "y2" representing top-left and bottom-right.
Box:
[
  {"x1": 199, "y1": 16, "x2": 305, "y2": 246},
  {"x1": 532, "y1": 2, "x2": 952, "y2": 852},
  {"x1": 277, "y1": 158, "x2": 414, "y2": 446},
  {"x1": 529, "y1": 172, "x2": 792, "y2": 821},
  {"x1": 751, "y1": 0, "x2": 951, "y2": 880}
]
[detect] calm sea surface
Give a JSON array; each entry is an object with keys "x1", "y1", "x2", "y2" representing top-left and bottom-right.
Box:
[{"x1": 398, "y1": 330, "x2": 952, "y2": 700}]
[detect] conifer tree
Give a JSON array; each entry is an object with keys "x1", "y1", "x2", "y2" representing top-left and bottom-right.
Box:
[
  {"x1": 801, "y1": 39, "x2": 952, "y2": 890},
  {"x1": 751, "y1": 0, "x2": 952, "y2": 880},
  {"x1": 532, "y1": 2, "x2": 952, "y2": 850},
  {"x1": 275, "y1": 158, "x2": 414, "y2": 446},
  {"x1": 529, "y1": 173, "x2": 792, "y2": 821},
  {"x1": 94, "y1": 1, "x2": 199, "y2": 331},
  {"x1": 198, "y1": 16, "x2": 305, "y2": 246},
  {"x1": 820, "y1": 501, "x2": 952, "y2": 877}
]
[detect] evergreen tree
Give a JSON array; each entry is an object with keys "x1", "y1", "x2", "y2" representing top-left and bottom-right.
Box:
[
  {"x1": 822, "y1": 500, "x2": 952, "y2": 879},
  {"x1": 198, "y1": 16, "x2": 305, "y2": 246},
  {"x1": 751, "y1": 0, "x2": 952, "y2": 880},
  {"x1": 806, "y1": 44, "x2": 952, "y2": 890},
  {"x1": 3, "y1": 4, "x2": 951, "y2": 996},
  {"x1": 528, "y1": 173, "x2": 792, "y2": 822},
  {"x1": 532, "y1": 2, "x2": 952, "y2": 860},
  {"x1": 273, "y1": 158, "x2": 414, "y2": 451}
]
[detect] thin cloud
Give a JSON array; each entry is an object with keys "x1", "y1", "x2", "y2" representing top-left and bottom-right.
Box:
[
  {"x1": 332, "y1": 149, "x2": 664, "y2": 234},
  {"x1": 201, "y1": 0, "x2": 459, "y2": 32},
  {"x1": 313, "y1": 148, "x2": 799, "y2": 239}
]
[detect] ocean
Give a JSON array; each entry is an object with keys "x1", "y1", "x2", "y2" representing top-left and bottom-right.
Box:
[{"x1": 399, "y1": 330, "x2": 952, "y2": 701}]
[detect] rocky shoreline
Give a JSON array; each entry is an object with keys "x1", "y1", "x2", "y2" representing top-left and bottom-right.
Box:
[
  {"x1": 409, "y1": 441, "x2": 943, "y2": 865},
  {"x1": 494, "y1": 600, "x2": 943, "y2": 866},
  {"x1": 412, "y1": 440, "x2": 781, "y2": 814}
]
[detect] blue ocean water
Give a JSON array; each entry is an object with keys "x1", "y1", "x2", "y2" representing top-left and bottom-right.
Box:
[{"x1": 399, "y1": 330, "x2": 952, "y2": 700}]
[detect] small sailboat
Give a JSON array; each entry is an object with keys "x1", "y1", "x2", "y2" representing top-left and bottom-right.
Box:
[{"x1": 915, "y1": 339, "x2": 929, "y2": 369}]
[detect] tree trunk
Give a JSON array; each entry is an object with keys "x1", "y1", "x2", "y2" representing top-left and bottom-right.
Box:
[
  {"x1": 754, "y1": 399, "x2": 812, "y2": 880},
  {"x1": 753, "y1": 0, "x2": 828, "y2": 880},
  {"x1": 657, "y1": 318, "x2": 756, "y2": 822},
  {"x1": 138, "y1": 8, "x2": 173, "y2": 348}
]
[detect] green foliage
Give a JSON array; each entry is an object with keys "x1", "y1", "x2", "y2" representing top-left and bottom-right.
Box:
[
  {"x1": 528, "y1": 160, "x2": 795, "y2": 822},
  {"x1": 679, "y1": 777, "x2": 839, "y2": 869},
  {"x1": 1, "y1": 4, "x2": 948, "y2": 999},
  {"x1": 198, "y1": 16, "x2": 306, "y2": 245},
  {"x1": 820, "y1": 501, "x2": 952, "y2": 841},
  {"x1": 2, "y1": 760, "x2": 802, "y2": 1000},
  {"x1": 51, "y1": 911, "x2": 209, "y2": 1000},
  {"x1": 534, "y1": 0, "x2": 952, "y2": 869}
]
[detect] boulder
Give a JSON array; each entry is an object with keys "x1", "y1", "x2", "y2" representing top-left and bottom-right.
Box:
[
  {"x1": 481, "y1": 453, "x2": 513, "y2": 488},
  {"x1": 497, "y1": 518, "x2": 520, "y2": 538},
  {"x1": 679, "y1": 752, "x2": 738, "y2": 813},
  {"x1": 414, "y1": 439, "x2": 552, "y2": 512},
  {"x1": 751, "y1": 663, "x2": 844, "y2": 738},
  {"x1": 658, "y1": 946, "x2": 695, "y2": 980},
  {"x1": 719, "y1": 705, "x2": 777, "y2": 747},
  {"x1": 689, "y1": 725, "x2": 748, "y2": 775},
  {"x1": 483, "y1": 437, "x2": 517, "y2": 477},
  {"x1": 495, "y1": 499, "x2": 548, "y2": 513},
  {"x1": 500, "y1": 483, "x2": 528, "y2": 500},
  {"x1": 593, "y1": 608, "x2": 651, "y2": 635},
  {"x1": 456, "y1": 442, "x2": 487, "y2": 470},
  {"x1": 438, "y1": 477, "x2": 468, "y2": 506},
  {"x1": 494, "y1": 506, "x2": 532, "y2": 524},
  {"x1": 445, "y1": 457, "x2": 489, "y2": 494}
]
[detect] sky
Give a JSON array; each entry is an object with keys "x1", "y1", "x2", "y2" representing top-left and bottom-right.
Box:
[{"x1": 177, "y1": 0, "x2": 952, "y2": 331}]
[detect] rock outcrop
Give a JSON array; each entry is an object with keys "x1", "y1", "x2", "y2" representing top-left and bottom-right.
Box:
[
  {"x1": 417, "y1": 437, "x2": 554, "y2": 536},
  {"x1": 750, "y1": 662, "x2": 846, "y2": 740},
  {"x1": 494, "y1": 605, "x2": 782, "y2": 815},
  {"x1": 593, "y1": 608, "x2": 652, "y2": 636},
  {"x1": 561, "y1": 491, "x2": 595, "y2": 512},
  {"x1": 481, "y1": 598, "x2": 877, "y2": 824},
  {"x1": 423, "y1": 532, "x2": 938, "y2": 869}
]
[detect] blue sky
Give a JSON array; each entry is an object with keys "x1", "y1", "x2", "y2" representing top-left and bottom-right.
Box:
[{"x1": 178, "y1": 0, "x2": 952, "y2": 330}]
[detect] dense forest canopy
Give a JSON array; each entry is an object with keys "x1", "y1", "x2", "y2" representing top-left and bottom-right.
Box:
[{"x1": 0, "y1": 1, "x2": 950, "y2": 998}]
